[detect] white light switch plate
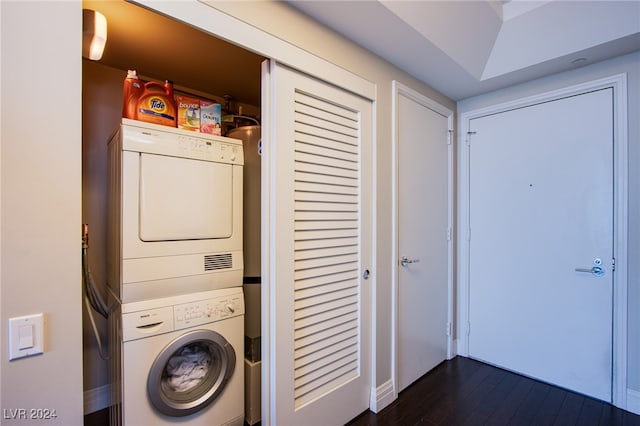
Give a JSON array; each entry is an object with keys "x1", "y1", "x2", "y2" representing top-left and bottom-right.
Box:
[{"x1": 8, "y1": 313, "x2": 44, "y2": 360}]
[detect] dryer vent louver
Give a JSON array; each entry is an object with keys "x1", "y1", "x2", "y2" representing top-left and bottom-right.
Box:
[{"x1": 204, "y1": 253, "x2": 233, "y2": 271}]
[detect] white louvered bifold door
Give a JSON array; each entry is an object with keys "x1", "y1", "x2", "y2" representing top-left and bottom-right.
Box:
[{"x1": 265, "y1": 61, "x2": 373, "y2": 426}]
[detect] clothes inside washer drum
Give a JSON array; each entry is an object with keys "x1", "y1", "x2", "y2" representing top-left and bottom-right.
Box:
[{"x1": 163, "y1": 343, "x2": 214, "y2": 393}]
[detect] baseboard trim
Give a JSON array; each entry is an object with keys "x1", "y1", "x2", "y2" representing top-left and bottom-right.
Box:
[
  {"x1": 369, "y1": 380, "x2": 395, "y2": 413},
  {"x1": 84, "y1": 384, "x2": 110, "y2": 414},
  {"x1": 627, "y1": 388, "x2": 640, "y2": 415}
]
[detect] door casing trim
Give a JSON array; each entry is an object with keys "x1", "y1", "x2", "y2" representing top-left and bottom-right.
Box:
[{"x1": 456, "y1": 73, "x2": 628, "y2": 409}]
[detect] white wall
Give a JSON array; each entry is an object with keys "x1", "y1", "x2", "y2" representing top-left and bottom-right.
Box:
[
  {"x1": 1, "y1": 1, "x2": 84, "y2": 425},
  {"x1": 458, "y1": 50, "x2": 640, "y2": 399}
]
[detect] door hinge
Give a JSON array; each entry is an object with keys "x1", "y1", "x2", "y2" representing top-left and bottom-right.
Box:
[
  {"x1": 466, "y1": 322, "x2": 471, "y2": 336},
  {"x1": 466, "y1": 130, "x2": 476, "y2": 146},
  {"x1": 446, "y1": 322, "x2": 452, "y2": 336},
  {"x1": 447, "y1": 129, "x2": 454, "y2": 145},
  {"x1": 446, "y1": 227, "x2": 452, "y2": 241},
  {"x1": 612, "y1": 257, "x2": 616, "y2": 272}
]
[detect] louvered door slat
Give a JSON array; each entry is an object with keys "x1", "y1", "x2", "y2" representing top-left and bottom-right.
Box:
[
  {"x1": 294, "y1": 181, "x2": 358, "y2": 195},
  {"x1": 293, "y1": 270, "x2": 358, "y2": 292},
  {"x1": 295, "y1": 133, "x2": 359, "y2": 155},
  {"x1": 299, "y1": 287, "x2": 358, "y2": 315},
  {"x1": 295, "y1": 325, "x2": 358, "y2": 355},
  {"x1": 295, "y1": 345, "x2": 358, "y2": 381},
  {"x1": 295, "y1": 320, "x2": 357, "y2": 349},
  {"x1": 295, "y1": 161, "x2": 359, "y2": 180},
  {"x1": 294, "y1": 311, "x2": 359, "y2": 341},
  {"x1": 295, "y1": 113, "x2": 359, "y2": 138},
  {"x1": 295, "y1": 293, "x2": 358, "y2": 320},
  {"x1": 296, "y1": 171, "x2": 358, "y2": 188},
  {"x1": 294, "y1": 122, "x2": 358, "y2": 146},
  {"x1": 295, "y1": 227, "x2": 358, "y2": 241},
  {"x1": 294, "y1": 220, "x2": 358, "y2": 232},
  {"x1": 295, "y1": 91, "x2": 359, "y2": 122},
  {"x1": 295, "y1": 244, "x2": 357, "y2": 260},
  {"x1": 295, "y1": 102, "x2": 358, "y2": 130},
  {"x1": 295, "y1": 279, "x2": 357, "y2": 299},
  {"x1": 294, "y1": 263, "x2": 358, "y2": 282},
  {"x1": 295, "y1": 254, "x2": 359, "y2": 272},
  {"x1": 295, "y1": 210, "x2": 358, "y2": 222},
  {"x1": 294, "y1": 356, "x2": 359, "y2": 403},
  {"x1": 294, "y1": 237, "x2": 359, "y2": 252},
  {"x1": 295, "y1": 150, "x2": 358, "y2": 171},
  {"x1": 296, "y1": 202, "x2": 357, "y2": 214}
]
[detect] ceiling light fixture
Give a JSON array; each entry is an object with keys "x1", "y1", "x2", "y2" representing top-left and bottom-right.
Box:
[{"x1": 82, "y1": 9, "x2": 107, "y2": 61}]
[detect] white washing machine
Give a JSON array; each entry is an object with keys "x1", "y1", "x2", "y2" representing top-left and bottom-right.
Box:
[{"x1": 109, "y1": 287, "x2": 244, "y2": 426}]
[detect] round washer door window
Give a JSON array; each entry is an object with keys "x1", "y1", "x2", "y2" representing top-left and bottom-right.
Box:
[{"x1": 147, "y1": 329, "x2": 236, "y2": 417}]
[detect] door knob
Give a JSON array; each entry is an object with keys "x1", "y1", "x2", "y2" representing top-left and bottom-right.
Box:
[
  {"x1": 575, "y1": 266, "x2": 605, "y2": 276},
  {"x1": 400, "y1": 256, "x2": 420, "y2": 268}
]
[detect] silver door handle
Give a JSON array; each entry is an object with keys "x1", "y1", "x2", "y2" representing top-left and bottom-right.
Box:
[
  {"x1": 400, "y1": 256, "x2": 420, "y2": 268},
  {"x1": 575, "y1": 266, "x2": 605, "y2": 276}
]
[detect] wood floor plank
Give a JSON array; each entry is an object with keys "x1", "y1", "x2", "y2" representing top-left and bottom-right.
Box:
[
  {"x1": 528, "y1": 383, "x2": 567, "y2": 425},
  {"x1": 553, "y1": 391, "x2": 585, "y2": 425},
  {"x1": 508, "y1": 380, "x2": 551, "y2": 425},
  {"x1": 577, "y1": 397, "x2": 606, "y2": 426},
  {"x1": 485, "y1": 375, "x2": 536, "y2": 425},
  {"x1": 345, "y1": 357, "x2": 640, "y2": 426}
]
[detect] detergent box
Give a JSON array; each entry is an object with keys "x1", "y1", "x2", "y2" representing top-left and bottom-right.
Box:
[
  {"x1": 176, "y1": 95, "x2": 201, "y2": 132},
  {"x1": 200, "y1": 100, "x2": 222, "y2": 135}
]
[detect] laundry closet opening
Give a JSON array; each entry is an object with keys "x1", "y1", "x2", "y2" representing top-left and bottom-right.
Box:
[{"x1": 81, "y1": 0, "x2": 265, "y2": 423}]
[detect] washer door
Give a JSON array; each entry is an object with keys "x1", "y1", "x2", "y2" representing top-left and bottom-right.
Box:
[{"x1": 147, "y1": 329, "x2": 236, "y2": 417}]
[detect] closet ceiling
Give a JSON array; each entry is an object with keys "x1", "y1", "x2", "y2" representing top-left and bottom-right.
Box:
[
  {"x1": 85, "y1": 1, "x2": 639, "y2": 103},
  {"x1": 83, "y1": 0, "x2": 265, "y2": 107}
]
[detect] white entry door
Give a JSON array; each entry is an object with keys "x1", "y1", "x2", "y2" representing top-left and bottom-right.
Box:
[
  {"x1": 264, "y1": 61, "x2": 373, "y2": 425},
  {"x1": 395, "y1": 84, "x2": 452, "y2": 392},
  {"x1": 467, "y1": 88, "x2": 614, "y2": 401}
]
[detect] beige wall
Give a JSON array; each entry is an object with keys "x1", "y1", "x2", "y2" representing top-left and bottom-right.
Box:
[
  {"x1": 81, "y1": 61, "x2": 123, "y2": 392},
  {"x1": 1, "y1": 1, "x2": 84, "y2": 424},
  {"x1": 458, "y1": 50, "x2": 640, "y2": 395}
]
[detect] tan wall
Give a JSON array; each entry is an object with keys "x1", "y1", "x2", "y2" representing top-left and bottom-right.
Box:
[{"x1": 1, "y1": 1, "x2": 84, "y2": 424}]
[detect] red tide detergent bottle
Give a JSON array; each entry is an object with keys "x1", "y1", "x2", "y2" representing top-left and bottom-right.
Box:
[
  {"x1": 135, "y1": 80, "x2": 177, "y2": 127},
  {"x1": 122, "y1": 70, "x2": 144, "y2": 119}
]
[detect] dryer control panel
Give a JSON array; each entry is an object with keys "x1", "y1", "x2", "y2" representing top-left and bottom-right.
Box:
[{"x1": 174, "y1": 292, "x2": 244, "y2": 330}]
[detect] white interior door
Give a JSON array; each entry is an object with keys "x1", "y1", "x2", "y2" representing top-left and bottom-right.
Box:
[
  {"x1": 395, "y1": 85, "x2": 452, "y2": 392},
  {"x1": 467, "y1": 88, "x2": 614, "y2": 401},
  {"x1": 265, "y1": 61, "x2": 373, "y2": 425}
]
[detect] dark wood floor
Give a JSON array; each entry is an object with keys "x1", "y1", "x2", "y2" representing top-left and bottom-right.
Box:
[
  {"x1": 347, "y1": 357, "x2": 640, "y2": 426},
  {"x1": 85, "y1": 356, "x2": 640, "y2": 425}
]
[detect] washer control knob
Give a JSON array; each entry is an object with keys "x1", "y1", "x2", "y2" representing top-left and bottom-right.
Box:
[{"x1": 226, "y1": 303, "x2": 235, "y2": 314}]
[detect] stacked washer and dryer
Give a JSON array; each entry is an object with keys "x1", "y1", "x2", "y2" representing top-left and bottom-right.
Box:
[{"x1": 107, "y1": 119, "x2": 246, "y2": 426}]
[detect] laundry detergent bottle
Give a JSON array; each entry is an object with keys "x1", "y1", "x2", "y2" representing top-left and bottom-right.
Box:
[
  {"x1": 136, "y1": 80, "x2": 177, "y2": 127},
  {"x1": 122, "y1": 70, "x2": 144, "y2": 119}
]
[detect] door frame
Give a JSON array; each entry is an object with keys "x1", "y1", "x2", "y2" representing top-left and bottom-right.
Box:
[
  {"x1": 391, "y1": 81, "x2": 454, "y2": 400},
  {"x1": 456, "y1": 74, "x2": 628, "y2": 409}
]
